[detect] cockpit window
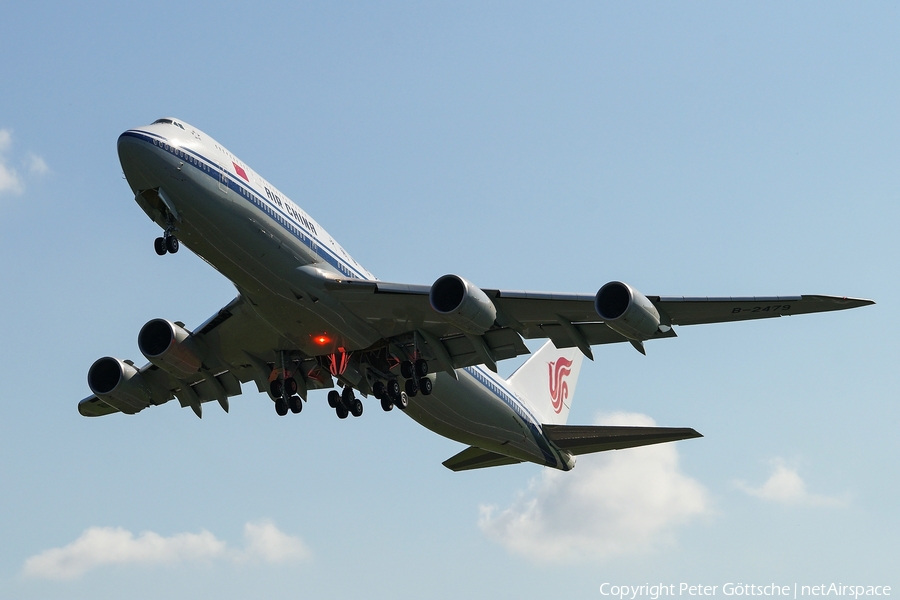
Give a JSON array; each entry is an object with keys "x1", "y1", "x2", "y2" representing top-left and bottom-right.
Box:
[{"x1": 152, "y1": 119, "x2": 186, "y2": 130}]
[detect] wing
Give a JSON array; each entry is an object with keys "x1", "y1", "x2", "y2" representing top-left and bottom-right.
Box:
[
  {"x1": 79, "y1": 295, "x2": 336, "y2": 418},
  {"x1": 80, "y1": 273, "x2": 873, "y2": 418},
  {"x1": 327, "y1": 276, "x2": 873, "y2": 366},
  {"x1": 654, "y1": 294, "x2": 873, "y2": 325},
  {"x1": 336, "y1": 280, "x2": 872, "y2": 333}
]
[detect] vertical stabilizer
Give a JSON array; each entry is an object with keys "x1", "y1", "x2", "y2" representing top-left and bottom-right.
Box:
[{"x1": 506, "y1": 340, "x2": 584, "y2": 425}]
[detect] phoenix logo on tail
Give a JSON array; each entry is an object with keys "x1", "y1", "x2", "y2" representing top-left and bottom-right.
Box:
[{"x1": 548, "y1": 357, "x2": 574, "y2": 414}]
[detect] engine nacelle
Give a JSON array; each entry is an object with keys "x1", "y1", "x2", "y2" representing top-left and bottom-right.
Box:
[
  {"x1": 138, "y1": 318, "x2": 203, "y2": 379},
  {"x1": 595, "y1": 281, "x2": 662, "y2": 341},
  {"x1": 87, "y1": 357, "x2": 149, "y2": 413},
  {"x1": 429, "y1": 274, "x2": 497, "y2": 335}
]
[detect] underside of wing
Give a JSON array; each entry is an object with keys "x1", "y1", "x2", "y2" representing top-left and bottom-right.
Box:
[
  {"x1": 80, "y1": 269, "x2": 873, "y2": 419},
  {"x1": 79, "y1": 295, "x2": 339, "y2": 418},
  {"x1": 325, "y1": 279, "x2": 650, "y2": 368},
  {"x1": 542, "y1": 424, "x2": 703, "y2": 455},
  {"x1": 442, "y1": 446, "x2": 524, "y2": 471},
  {"x1": 655, "y1": 295, "x2": 874, "y2": 326},
  {"x1": 326, "y1": 278, "x2": 873, "y2": 371}
]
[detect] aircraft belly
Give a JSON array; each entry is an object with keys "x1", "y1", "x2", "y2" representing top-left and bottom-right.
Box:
[
  {"x1": 403, "y1": 371, "x2": 560, "y2": 467},
  {"x1": 143, "y1": 173, "x2": 381, "y2": 354}
]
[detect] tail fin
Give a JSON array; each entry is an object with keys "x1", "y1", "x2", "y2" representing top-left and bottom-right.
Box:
[{"x1": 506, "y1": 340, "x2": 584, "y2": 425}]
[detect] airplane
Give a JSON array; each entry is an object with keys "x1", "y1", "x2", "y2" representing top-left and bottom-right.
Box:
[{"x1": 78, "y1": 117, "x2": 874, "y2": 471}]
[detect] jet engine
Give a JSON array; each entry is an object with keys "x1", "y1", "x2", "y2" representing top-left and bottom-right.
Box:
[
  {"x1": 87, "y1": 357, "x2": 149, "y2": 414},
  {"x1": 138, "y1": 318, "x2": 203, "y2": 379},
  {"x1": 594, "y1": 281, "x2": 662, "y2": 341},
  {"x1": 429, "y1": 274, "x2": 497, "y2": 335}
]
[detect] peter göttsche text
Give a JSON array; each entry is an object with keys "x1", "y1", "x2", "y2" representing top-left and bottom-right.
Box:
[{"x1": 600, "y1": 584, "x2": 891, "y2": 600}]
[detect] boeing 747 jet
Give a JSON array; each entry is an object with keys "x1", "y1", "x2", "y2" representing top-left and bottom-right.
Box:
[{"x1": 78, "y1": 118, "x2": 873, "y2": 471}]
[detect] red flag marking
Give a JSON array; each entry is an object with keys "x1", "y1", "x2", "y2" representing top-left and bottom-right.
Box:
[{"x1": 233, "y1": 162, "x2": 249, "y2": 182}]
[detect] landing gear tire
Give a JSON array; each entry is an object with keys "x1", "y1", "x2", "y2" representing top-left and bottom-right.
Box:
[
  {"x1": 275, "y1": 398, "x2": 288, "y2": 416},
  {"x1": 405, "y1": 378, "x2": 418, "y2": 397},
  {"x1": 327, "y1": 390, "x2": 340, "y2": 408},
  {"x1": 415, "y1": 359, "x2": 428, "y2": 378},
  {"x1": 288, "y1": 395, "x2": 303, "y2": 414},
  {"x1": 386, "y1": 379, "x2": 401, "y2": 401},
  {"x1": 381, "y1": 396, "x2": 393, "y2": 411},
  {"x1": 165, "y1": 235, "x2": 179, "y2": 254},
  {"x1": 154, "y1": 237, "x2": 167, "y2": 255},
  {"x1": 341, "y1": 386, "x2": 355, "y2": 408},
  {"x1": 372, "y1": 381, "x2": 385, "y2": 399},
  {"x1": 350, "y1": 398, "x2": 363, "y2": 417},
  {"x1": 336, "y1": 404, "x2": 349, "y2": 419},
  {"x1": 395, "y1": 391, "x2": 409, "y2": 410},
  {"x1": 270, "y1": 379, "x2": 283, "y2": 399},
  {"x1": 418, "y1": 377, "x2": 433, "y2": 396},
  {"x1": 284, "y1": 377, "x2": 298, "y2": 396},
  {"x1": 400, "y1": 360, "x2": 414, "y2": 379}
]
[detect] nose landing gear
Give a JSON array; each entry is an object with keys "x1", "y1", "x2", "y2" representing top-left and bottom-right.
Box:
[
  {"x1": 154, "y1": 218, "x2": 180, "y2": 255},
  {"x1": 154, "y1": 232, "x2": 180, "y2": 255}
]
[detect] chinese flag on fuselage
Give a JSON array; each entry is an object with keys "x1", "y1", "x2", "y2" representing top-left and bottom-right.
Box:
[{"x1": 233, "y1": 162, "x2": 249, "y2": 182}]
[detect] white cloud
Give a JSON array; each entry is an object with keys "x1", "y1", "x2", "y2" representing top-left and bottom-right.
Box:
[
  {"x1": 238, "y1": 520, "x2": 311, "y2": 563},
  {"x1": 0, "y1": 129, "x2": 49, "y2": 196},
  {"x1": 26, "y1": 152, "x2": 49, "y2": 175},
  {"x1": 0, "y1": 129, "x2": 23, "y2": 195},
  {"x1": 479, "y1": 412, "x2": 709, "y2": 563},
  {"x1": 0, "y1": 161, "x2": 23, "y2": 195},
  {"x1": 0, "y1": 129, "x2": 11, "y2": 153},
  {"x1": 734, "y1": 458, "x2": 848, "y2": 507},
  {"x1": 22, "y1": 520, "x2": 310, "y2": 580}
]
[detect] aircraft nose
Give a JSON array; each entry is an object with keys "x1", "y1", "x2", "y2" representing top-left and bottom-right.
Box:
[{"x1": 117, "y1": 129, "x2": 166, "y2": 192}]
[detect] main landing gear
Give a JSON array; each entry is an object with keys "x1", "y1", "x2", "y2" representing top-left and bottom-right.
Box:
[
  {"x1": 271, "y1": 376, "x2": 303, "y2": 417},
  {"x1": 372, "y1": 376, "x2": 410, "y2": 412},
  {"x1": 398, "y1": 359, "x2": 432, "y2": 399},
  {"x1": 328, "y1": 387, "x2": 363, "y2": 419}
]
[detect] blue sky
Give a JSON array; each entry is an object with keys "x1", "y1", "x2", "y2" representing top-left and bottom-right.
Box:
[{"x1": 1, "y1": 2, "x2": 897, "y2": 598}]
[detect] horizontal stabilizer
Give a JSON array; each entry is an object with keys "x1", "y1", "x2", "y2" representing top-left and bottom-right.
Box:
[
  {"x1": 542, "y1": 424, "x2": 702, "y2": 455},
  {"x1": 443, "y1": 446, "x2": 523, "y2": 472}
]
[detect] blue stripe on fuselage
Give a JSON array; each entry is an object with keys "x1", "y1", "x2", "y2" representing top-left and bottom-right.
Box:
[
  {"x1": 464, "y1": 365, "x2": 560, "y2": 467},
  {"x1": 120, "y1": 130, "x2": 372, "y2": 281}
]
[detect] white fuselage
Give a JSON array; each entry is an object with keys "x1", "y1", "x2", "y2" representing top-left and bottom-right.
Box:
[{"x1": 117, "y1": 119, "x2": 572, "y2": 470}]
